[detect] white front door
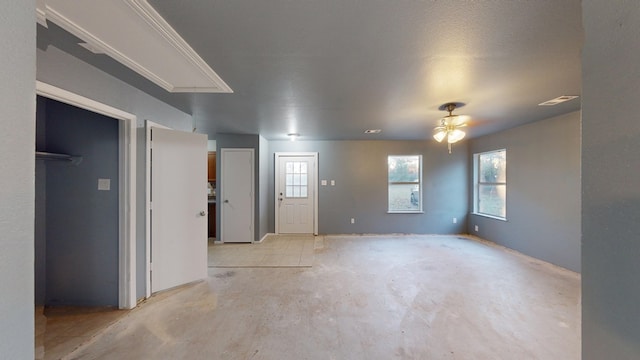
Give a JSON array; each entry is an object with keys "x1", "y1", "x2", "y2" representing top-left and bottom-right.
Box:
[
  {"x1": 220, "y1": 148, "x2": 254, "y2": 243},
  {"x1": 150, "y1": 127, "x2": 208, "y2": 293},
  {"x1": 275, "y1": 153, "x2": 318, "y2": 234}
]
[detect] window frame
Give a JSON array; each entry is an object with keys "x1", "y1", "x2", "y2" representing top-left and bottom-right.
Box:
[
  {"x1": 473, "y1": 149, "x2": 507, "y2": 220},
  {"x1": 387, "y1": 154, "x2": 423, "y2": 214}
]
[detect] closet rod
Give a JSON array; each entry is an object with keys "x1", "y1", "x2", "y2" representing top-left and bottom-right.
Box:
[{"x1": 36, "y1": 151, "x2": 82, "y2": 165}]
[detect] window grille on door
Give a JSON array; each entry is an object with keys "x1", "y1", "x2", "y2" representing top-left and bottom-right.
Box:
[{"x1": 285, "y1": 161, "x2": 308, "y2": 198}]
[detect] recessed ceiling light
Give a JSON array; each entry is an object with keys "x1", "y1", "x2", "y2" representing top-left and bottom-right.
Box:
[
  {"x1": 364, "y1": 129, "x2": 382, "y2": 134},
  {"x1": 538, "y1": 95, "x2": 579, "y2": 106}
]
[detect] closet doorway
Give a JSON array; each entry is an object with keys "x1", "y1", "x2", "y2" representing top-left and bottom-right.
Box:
[{"x1": 35, "y1": 82, "x2": 137, "y2": 310}]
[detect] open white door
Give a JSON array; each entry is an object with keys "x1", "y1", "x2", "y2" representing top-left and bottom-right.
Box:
[
  {"x1": 275, "y1": 153, "x2": 318, "y2": 234},
  {"x1": 150, "y1": 127, "x2": 208, "y2": 293},
  {"x1": 220, "y1": 148, "x2": 254, "y2": 243}
]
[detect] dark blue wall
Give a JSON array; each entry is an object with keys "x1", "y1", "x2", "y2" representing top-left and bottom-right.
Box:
[{"x1": 44, "y1": 98, "x2": 119, "y2": 307}]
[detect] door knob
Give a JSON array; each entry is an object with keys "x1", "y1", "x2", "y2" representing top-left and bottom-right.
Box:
[
  {"x1": 224, "y1": 199, "x2": 229, "y2": 203},
  {"x1": 199, "y1": 211, "x2": 207, "y2": 216}
]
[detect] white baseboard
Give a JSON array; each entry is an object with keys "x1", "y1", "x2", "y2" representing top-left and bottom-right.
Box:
[{"x1": 255, "y1": 233, "x2": 275, "y2": 243}]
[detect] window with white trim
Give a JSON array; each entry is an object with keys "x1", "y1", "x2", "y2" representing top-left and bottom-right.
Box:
[
  {"x1": 388, "y1": 155, "x2": 422, "y2": 213},
  {"x1": 474, "y1": 149, "x2": 506, "y2": 219}
]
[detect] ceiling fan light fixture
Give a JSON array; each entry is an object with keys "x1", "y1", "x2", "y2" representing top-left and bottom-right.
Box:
[
  {"x1": 433, "y1": 129, "x2": 447, "y2": 142},
  {"x1": 433, "y1": 102, "x2": 467, "y2": 153},
  {"x1": 448, "y1": 129, "x2": 466, "y2": 143}
]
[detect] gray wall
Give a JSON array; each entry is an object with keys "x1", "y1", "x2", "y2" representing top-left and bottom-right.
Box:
[
  {"x1": 268, "y1": 140, "x2": 468, "y2": 234},
  {"x1": 37, "y1": 45, "x2": 193, "y2": 300},
  {"x1": 259, "y1": 136, "x2": 270, "y2": 240},
  {"x1": 216, "y1": 134, "x2": 262, "y2": 242},
  {"x1": 0, "y1": 1, "x2": 35, "y2": 357},
  {"x1": 43, "y1": 98, "x2": 120, "y2": 306},
  {"x1": 468, "y1": 111, "x2": 581, "y2": 272},
  {"x1": 35, "y1": 98, "x2": 48, "y2": 306},
  {"x1": 582, "y1": 1, "x2": 640, "y2": 358}
]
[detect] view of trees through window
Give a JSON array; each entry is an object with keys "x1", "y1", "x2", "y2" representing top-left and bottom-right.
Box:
[
  {"x1": 388, "y1": 155, "x2": 421, "y2": 212},
  {"x1": 476, "y1": 149, "x2": 506, "y2": 218}
]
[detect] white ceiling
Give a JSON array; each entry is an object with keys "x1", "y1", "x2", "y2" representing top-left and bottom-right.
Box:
[{"x1": 37, "y1": 0, "x2": 583, "y2": 141}]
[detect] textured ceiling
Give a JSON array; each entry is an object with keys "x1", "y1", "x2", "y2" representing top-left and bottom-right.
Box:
[{"x1": 39, "y1": 0, "x2": 583, "y2": 141}]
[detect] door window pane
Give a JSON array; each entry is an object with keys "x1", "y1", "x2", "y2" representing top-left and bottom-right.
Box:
[{"x1": 284, "y1": 161, "x2": 308, "y2": 198}]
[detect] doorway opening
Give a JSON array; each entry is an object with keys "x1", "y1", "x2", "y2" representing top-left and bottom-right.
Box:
[{"x1": 35, "y1": 81, "x2": 137, "y2": 309}]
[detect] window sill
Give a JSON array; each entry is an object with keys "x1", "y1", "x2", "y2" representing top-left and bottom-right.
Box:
[
  {"x1": 387, "y1": 211, "x2": 424, "y2": 214},
  {"x1": 471, "y1": 212, "x2": 507, "y2": 221}
]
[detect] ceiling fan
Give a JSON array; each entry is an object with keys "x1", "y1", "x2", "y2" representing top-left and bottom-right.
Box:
[{"x1": 432, "y1": 102, "x2": 469, "y2": 154}]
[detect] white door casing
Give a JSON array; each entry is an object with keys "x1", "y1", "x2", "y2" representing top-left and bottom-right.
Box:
[
  {"x1": 275, "y1": 153, "x2": 318, "y2": 235},
  {"x1": 150, "y1": 127, "x2": 208, "y2": 293},
  {"x1": 220, "y1": 148, "x2": 254, "y2": 243},
  {"x1": 36, "y1": 81, "x2": 137, "y2": 310}
]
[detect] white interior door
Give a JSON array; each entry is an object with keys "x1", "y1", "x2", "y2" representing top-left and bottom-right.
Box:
[
  {"x1": 221, "y1": 148, "x2": 254, "y2": 243},
  {"x1": 276, "y1": 153, "x2": 317, "y2": 234},
  {"x1": 151, "y1": 127, "x2": 207, "y2": 293}
]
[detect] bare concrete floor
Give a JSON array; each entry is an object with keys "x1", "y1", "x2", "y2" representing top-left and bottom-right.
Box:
[{"x1": 65, "y1": 235, "x2": 580, "y2": 359}]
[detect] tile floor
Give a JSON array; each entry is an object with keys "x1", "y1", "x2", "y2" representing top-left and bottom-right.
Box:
[
  {"x1": 208, "y1": 234, "x2": 317, "y2": 267},
  {"x1": 57, "y1": 234, "x2": 580, "y2": 359}
]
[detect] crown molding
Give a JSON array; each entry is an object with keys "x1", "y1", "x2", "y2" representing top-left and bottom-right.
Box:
[
  {"x1": 36, "y1": 0, "x2": 47, "y2": 27},
  {"x1": 36, "y1": 0, "x2": 232, "y2": 94},
  {"x1": 124, "y1": 0, "x2": 232, "y2": 93}
]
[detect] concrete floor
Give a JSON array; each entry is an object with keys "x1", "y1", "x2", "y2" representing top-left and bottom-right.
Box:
[{"x1": 62, "y1": 235, "x2": 580, "y2": 359}]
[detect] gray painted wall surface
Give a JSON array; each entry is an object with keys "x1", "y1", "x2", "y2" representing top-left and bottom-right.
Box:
[
  {"x1": 0, "y1": 1, "x2": 35, "y2": 357},
  {"x1": 216, "y1": 134, "x2": 262, "y2": 241},
  {"x1": 582, "y1": 1, "x2": 640, "y2": 358},
  {"x1": 468, "y1": 111, "x2": 581, "y2": 272},
  {"x1": 37, "y1": 45, "x2": 193, "y2": 300},
  {"x1": 268, "y1": 140, "x2": 468, "y2": 234},
  {"x1": 44, "y1": 99, "x2": 120, "y2": 306},
  {"x1": 35, "y1": 98, "x2": 48, "y2": 306},
  {"x1": 259, "y1": 136, "x2": 270, "y2": 240}
]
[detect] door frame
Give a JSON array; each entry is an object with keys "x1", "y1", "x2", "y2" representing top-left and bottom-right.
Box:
[
  {"x1": 144, "y1": 120, "x2": 171, "y2": 297},
  {"x1": 274, "y1": 152, "x2": 319, "y2": 235},
  {"x1": 36, "y1": 81, "x2": 137, "y2": 310},
  {"x1": 220, "y1": 148, "x2": 255, "y2": 243}
]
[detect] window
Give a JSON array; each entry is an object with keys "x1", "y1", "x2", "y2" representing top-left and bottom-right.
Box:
[
  {"x1": 388, "y1": 155, "x2": 422, "y2": 213},
  {"x1": 285, "y1": 161, "x2": 308, "y2": 198},
  {"x1": 474, "y1": 149, "x2": 506, "y2": 219}
]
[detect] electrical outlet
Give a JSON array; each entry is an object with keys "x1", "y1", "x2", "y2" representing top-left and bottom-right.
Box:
[
  {"x1": 453, "y1": 217, "x2": 457, "y2": 224},
  {"x1": 474, "y1": 225, "x2": 479, "y2": 232},
  {"x1": 350, "y1": 218, "x2": 355, "y2": 224}
]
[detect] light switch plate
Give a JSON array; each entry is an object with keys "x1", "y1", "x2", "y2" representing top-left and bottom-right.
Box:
[
  {"x1": 330, "y1": 180, "x2": 335, "y2": 186},
  {"x1": 321, "y1": 180, "x2": 327, "y2": 186},
  {"x1": 98, "y1": 178, "x2": 111, "y2": 191}
]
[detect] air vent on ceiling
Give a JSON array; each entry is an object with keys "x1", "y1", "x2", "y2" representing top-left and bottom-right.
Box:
[
  {"x1": 538, "y1": 95, "x2": 579, "y2": 106},
  {"x1": 364, "y1": 129, "x2": 382, "y2": 134}
]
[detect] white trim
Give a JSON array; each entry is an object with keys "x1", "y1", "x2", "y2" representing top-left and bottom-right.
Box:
[
  {"x1": 144, "y1": 120, "x2": 171, "y2": 299},
  {"x1": 274, "y1": 152, "x2": 319, "y2": 235},
  {"x1": 256, "y1": 232, "x2": 275, "y2": 244},
  {"x1": 36, "y1": 81, "x2": 137, "y2": 310},
  {"x1": 220, "y1": 148, "x2": 255, "y2": 243},
  {"x1": 123, "y1": 0, "x2": 233, "y2": 93},
  {"x1": 37, "y1": 1, "x2": 232, "y2": 93}
]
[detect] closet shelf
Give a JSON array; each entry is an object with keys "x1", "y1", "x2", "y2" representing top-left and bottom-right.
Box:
[{"x1": 36, "y1": 151, "x2": 83, "y2": 165}]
